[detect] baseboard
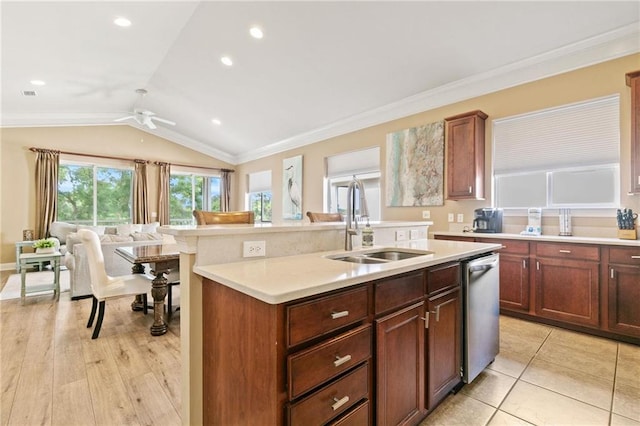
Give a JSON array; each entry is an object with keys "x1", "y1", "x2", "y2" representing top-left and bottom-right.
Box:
[{"x1": 0, "y1": 263, "x2": 16, "y2": 272}]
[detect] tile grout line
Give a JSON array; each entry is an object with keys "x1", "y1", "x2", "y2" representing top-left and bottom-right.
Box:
[{"x1": 608, "y1": 343, "x2": 619, "y2": 426}]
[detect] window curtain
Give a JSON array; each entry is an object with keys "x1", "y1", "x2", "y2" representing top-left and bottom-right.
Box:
[
  {"x1": 132, "y1": 160, "x2": 150, "y2": 224},
  {"x1": 158, "y1": 162, "x2": 171, "y2": 225},
  {"x1": 34, "y1": 149, "x2": 59, "y2": 239},
  {"x1": 220, "y1": 169, "x2": 231, "y2": 212}
]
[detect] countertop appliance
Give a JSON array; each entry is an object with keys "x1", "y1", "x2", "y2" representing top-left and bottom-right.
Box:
[
  {"x1": 462, "y1": 253, "x2": 500, "y2": 383},
  {"x1": 472, "y1": 208, "x2": 503, "y2": 233}
]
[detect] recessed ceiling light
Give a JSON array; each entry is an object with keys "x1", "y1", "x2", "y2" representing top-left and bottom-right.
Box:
[
  {"x1": 220, "y1": 56, "x2": 233, "y2": 66},
  {"x1": 114, "y1": 17, "x2": 131, "y2": 27},
  {"x1": 212, "y1": 119, "x2": 222, "y2": 126},
  {"x1": 249, "y1": 26, "x2": 263, "y2": 39},
  {"x1": 30, "y1": 80, "x2": 46, "y2": 86}
]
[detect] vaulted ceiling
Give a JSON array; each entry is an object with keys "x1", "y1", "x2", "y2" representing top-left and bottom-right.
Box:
[{"x1": 2, "y1": 1, "x2": 639, "y2": 164}]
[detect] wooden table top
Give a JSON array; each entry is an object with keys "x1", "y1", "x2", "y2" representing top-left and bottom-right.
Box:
[{"x1": 115, "y1": 244, "x2": 180, "y2": 264}]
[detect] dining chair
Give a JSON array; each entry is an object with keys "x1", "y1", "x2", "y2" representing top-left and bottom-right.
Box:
[
  {"x1": 193, "y1": 210, "x2": 255, "y2": 225},
  {"x1": 306, "y1": 211, "x2": 343, "y2": 222},
  {"x1": 78, "y1": 229, "x2": 151, "y2": 339}
]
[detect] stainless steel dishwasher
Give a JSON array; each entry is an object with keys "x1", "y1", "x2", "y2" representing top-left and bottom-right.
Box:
[{"x1": 462, "y1": 253, "x2": 500, "y2": 383}]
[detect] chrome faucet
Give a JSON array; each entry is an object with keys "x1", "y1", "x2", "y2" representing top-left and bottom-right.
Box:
[{"x1": 345, "y1": 176, "x2": 369, "y2": 251}]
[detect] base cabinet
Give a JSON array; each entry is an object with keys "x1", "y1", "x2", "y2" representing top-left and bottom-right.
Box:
[
  {"x1": 376, "y1": 302, "x2": 426, "y2": 426},
  {"x1": 483, "y1": 239, "x2": 530, "y2": 313},
  {"x1": 607, "y1": 246, "x2": 640, "y2": 337}
]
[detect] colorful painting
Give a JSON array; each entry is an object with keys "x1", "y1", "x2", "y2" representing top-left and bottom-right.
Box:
[
  {"x1": 386, "y1": 121, "x2": 444, "y2": 206},
  {"x1": 283, "y1": 155, "x2": 303, "y2": 220}
]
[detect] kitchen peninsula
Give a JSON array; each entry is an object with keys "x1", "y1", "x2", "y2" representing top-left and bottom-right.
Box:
[{"x1": 159, "y1": 222, "x2": 500, "y2": 425}]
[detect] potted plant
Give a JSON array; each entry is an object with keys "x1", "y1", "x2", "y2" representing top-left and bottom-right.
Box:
[{"x1": 33, "y1": 238, "x2": 56, "y2": 254}]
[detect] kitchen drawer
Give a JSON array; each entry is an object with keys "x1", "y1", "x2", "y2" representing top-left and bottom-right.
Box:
[
  {"x1": 482, "y1": 238, "x2": 529, "y2": 255},
  {"x1": 328, "y1": 400, "x2": 370, "y2": 426},
  {"x1": 426, "y1": 262, "x2": 461, "y2": 295},
  {"x1": 288, "y1": 362, "x2": 369, "y2": 426},
  {"x1": 375, "y1": 272, "x2": 424, "y2": 314},
  {"x1": 535, "y1": 242, "x2": 600, "y2": 262},
  {"x1": 287, "y1": 286, "x2": 369, "y2": 347},
  {"x1": 608, "y1": 246, "x2": 640, "y2": 265},
  {"x1": 288, "y1": 324, "x2": 372, "y2": 400}
]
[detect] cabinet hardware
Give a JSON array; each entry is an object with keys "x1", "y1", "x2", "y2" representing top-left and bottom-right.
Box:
[
  {"x1": 558, "y1": 250, "x2": 571, "y2": 254},
  {"x1": 468, "y1": 186, "x2": 472, "y2": 194},
  {"x1": 536, "y1": 261, "x2": 540, "y2": 270},
  {"x1": 632, "y1": 255, "x2": 640, "y2": 259},
  {"x1": 432, "y1": 305, "x2": 441, "y2": 322},
  {"x1": 332, "y1": 396, "x2": 350, "y2": 411},
  {"x1": 522, "y1": 259, "x2": 526, "y2": 269},
  {"x1": 501, "y1": 245, "x2": 508, "y2": 249},
  {"x1": 421, "y1": 314, "x2": 430, "y2": 329},
  {"x1": 330, "y1": 310, "x2": 349, "y2": 320},
  {"x1": 611, "y1": 269, "x2": 615, "y2": 279},
  {"x1": 333, "y1": 354, "x2": 352, "y2": 367},
  {"x1": 637, "y1": 175, "x2": 640, "y2": 185}
]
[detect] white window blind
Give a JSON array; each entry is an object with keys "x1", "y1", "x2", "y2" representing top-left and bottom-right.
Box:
[
  {"x1": 326, "y1": 147, "x2": 380, "y2": 178},
  {"x1": 493, "y1": 95, "x2": 619, "y2": 175},
  {"x1": 248, "y1": 170, "x2": 271, "y2": 193}
]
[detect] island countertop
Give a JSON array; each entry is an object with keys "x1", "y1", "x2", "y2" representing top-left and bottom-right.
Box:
[
  {"x1": 432, "y1": 231, "x2": 640, "y2": 247},
  {"x1": 194, "y1": 239, "x2": 500, "y2": 304}
]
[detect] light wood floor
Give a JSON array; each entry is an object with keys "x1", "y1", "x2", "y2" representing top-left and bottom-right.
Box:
[{"x1": 0, "y1": 270, "x2": 181, "y2": 426}]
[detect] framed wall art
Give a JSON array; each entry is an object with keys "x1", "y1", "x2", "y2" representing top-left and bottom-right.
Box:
[{"x1": 283, "y1": 155, "x2": 303, "y2": 220}]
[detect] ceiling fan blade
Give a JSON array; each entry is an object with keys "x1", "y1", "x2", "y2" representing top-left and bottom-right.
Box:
[
  {"x1": 113, "y1": 115, "x2": 134, "y2": 122},
  {"x1": 143, "y1": 116, "x2": 157, "y2": 129},
  {"x1": 151, "y1": 116, "x2": 176, "y2": 126}
]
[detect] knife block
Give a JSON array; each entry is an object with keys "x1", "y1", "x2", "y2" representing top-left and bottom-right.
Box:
[{"x1": 617, "y1": 229, "x2": 637, "y2": 240}]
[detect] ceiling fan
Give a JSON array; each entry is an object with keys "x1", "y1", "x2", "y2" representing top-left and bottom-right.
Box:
[{"x1": 114, "y1": 88, "x2": 176, "y2": 130}]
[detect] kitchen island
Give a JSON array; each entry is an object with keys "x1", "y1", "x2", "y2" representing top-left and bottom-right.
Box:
[
  {"x1": 194, "y1": 239, "x2": 500, "y2": 425},
  {"x1": 158, "y1": 222, "x2": 499, "y2": 425}
]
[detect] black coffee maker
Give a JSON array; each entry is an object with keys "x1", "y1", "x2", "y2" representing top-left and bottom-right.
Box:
[{"x1": 473, "y1": 208, "x2": 503, "y2": 233}]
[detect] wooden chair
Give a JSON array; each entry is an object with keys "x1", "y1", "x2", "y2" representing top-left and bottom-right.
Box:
[
  {"x1": 79, "y1": 229, "x2": 151, "y2": 339},
  {"x1": 306, "y1": 211, "x2": 343, "y2": 223},
  {"x1": 193, "y1": 210, "x2": 255, "y2": 225}
]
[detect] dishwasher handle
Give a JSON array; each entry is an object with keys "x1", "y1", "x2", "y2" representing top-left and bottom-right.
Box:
[{"x1": 468, "y1": 256, "x2": 499, "y2": 273}]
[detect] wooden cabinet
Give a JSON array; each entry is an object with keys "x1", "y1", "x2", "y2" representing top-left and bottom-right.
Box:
[
  {"x1": 484, "y1": 239, "x2": 530, "y2": 312},
  {"x1": 626, "y1": 71, "x2": 640, "y2": 193},
  {"x1": 376, "y1": 302, "x2": 426, "y2": 426},
  {"x1": 534, "y1": 242, "x2": 600, "y2": 328},
  {"x1": 445, "y1": 110, "x2": 488, "y2": 200},
  {"x1": 425, "y1": 262, "x2": 462, "y2": 410},
  {"x1": 606, "y1": 246, "x2": 640, "y2": 337}
]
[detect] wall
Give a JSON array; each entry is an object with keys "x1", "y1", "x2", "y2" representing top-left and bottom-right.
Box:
[
  {"x1": 0, "y1": 125, "x2": 233, "y2": 266},
  {"x1": 235, "y1": 53, "x2": 640, "y2": 235}
]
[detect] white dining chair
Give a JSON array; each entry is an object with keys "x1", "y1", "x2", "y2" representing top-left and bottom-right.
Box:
[{"x1": 78, "y1": 229, "x2": 152, "y2": 339}]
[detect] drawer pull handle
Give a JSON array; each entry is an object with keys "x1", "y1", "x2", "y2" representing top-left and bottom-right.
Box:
[
  {"x1": 331, "y1": 310, "x2": 349, "y2": 320},
  {"x1": 333, "y1": 354, "x2": 352, "y2": 367},
  {"x1": 332, "y1": 396, "x2": 350, "y2": 411},
  {"x1": 632, "y1": 256, "x2": 640, "y2": 259},
  {"x1": 421, "y1": 314, "x2": 430, "y2": 329},
  {"x1": 558, "y1": 250, "x2": 571, "y2": 253}
]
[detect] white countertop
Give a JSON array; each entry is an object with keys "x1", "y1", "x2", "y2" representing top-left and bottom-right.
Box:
[
  {"x1": 432, "y1": 231, "x2": 640, "y2": 247},
  {"x1": 194, "y1": 239, "x2": 500, "y2": 304}
]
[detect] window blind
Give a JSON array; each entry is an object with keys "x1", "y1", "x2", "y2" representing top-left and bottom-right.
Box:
[
  {"x1": 248, "y1": 170, "x2": 271, "y2": 193},
  {"x1": 326, "y1": 147, "x2": 380, "y2": 178},
  {"x1": 493, "y1": 95, "x2": 620, "y2": 175}
]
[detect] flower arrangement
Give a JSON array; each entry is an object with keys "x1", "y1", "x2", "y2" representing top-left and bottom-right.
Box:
[{"x1": 33, "y1": 239, "x2": 56, "y2": 249}]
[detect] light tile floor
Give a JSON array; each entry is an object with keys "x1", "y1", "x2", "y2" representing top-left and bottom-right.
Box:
[{"x1": 421, "y1": 315, "x2": 640, "y2": 426}]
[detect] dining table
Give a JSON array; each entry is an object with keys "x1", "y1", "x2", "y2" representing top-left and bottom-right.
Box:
[{"x1": 115, "y1": 244, "x2": 180, "y2": 336}]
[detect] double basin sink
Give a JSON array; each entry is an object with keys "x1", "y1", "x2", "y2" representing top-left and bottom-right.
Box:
[{"x1": 327, "y1": 248, "x2": 434, "y2": 264}]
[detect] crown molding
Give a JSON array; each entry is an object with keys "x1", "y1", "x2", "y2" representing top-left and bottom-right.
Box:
[{"x1": 234, "y1": 23, "x2": 640, "y2": 164}]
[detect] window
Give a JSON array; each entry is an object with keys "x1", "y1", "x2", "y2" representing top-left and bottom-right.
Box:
[
  {"x1": 326, "y1": 147, "x2": 380, "y2": 220},
  {"x1": 493, "y1": 95, "x2": 620, "y2": 209},
  {"x1": 58, "y1": 163, "x2": 133, "y2": 225},
  {"x1": 247, "y1": 170, "x2": 272, "y2": 222},
  {"x1": 169, "y1": 173, "x2": 221, "y2": 225}
]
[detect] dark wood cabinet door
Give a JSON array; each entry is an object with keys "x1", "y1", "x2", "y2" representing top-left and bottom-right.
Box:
[
  {"x1": 426, "y1": 287, "x2": 462, "y2": 410},
  {"x1": 626, "y1": 71, "x2": 640, "y2": 193},
  {"x1": 376, "y1": 302, "x2": 426, "y2": 426},
  {"x1": 535, "y1": 257, "x2": 600, "y2": 327},
  {"x1": 499, "y1": 253, "x2": 530, "y2": 312},
  {"x1": 608, "y1": 264, "x2": 640, "y2": 337},
  {"x1": 445, "y1": 110, "x2": 487, "y2": 200}
]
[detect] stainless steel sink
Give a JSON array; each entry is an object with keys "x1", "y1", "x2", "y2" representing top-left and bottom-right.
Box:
[{"x1": 327, "y1": 248, "x2": 434, "y2": 264}]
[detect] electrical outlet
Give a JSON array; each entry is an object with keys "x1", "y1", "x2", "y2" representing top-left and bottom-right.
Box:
[
  {"x1": 395, "y1": 230, "x2": 407, "y2": 241},
  {"x1": 448, "y1": 213, "x2": 454, "y2": 222},
  {"x1": 457, "y1": 213, "x2": 464, "y2": 223},
  {"x1": 243, "y1": 240, "x2": 266, "y2": 257},
  {"x1": 422, "y1": 210, "x2": 431, "y2": 219}
]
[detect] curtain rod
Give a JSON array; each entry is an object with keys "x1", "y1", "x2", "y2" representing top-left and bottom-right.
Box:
[{"x1": 29, "y1": 147, "x2": 234, "y2": 172}]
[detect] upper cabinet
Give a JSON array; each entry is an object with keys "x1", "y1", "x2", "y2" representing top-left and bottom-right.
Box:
[
  {"x1": 626, "y1": 71, "x2": 640, "y2": 194},
  {"x1": 445, "y1": 110, "x2": 488, "y2": 200}
]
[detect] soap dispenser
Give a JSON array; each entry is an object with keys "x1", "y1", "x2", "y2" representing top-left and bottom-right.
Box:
[{"x1": 362, "y1": 219, "x2": 374, "y2": 247}]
